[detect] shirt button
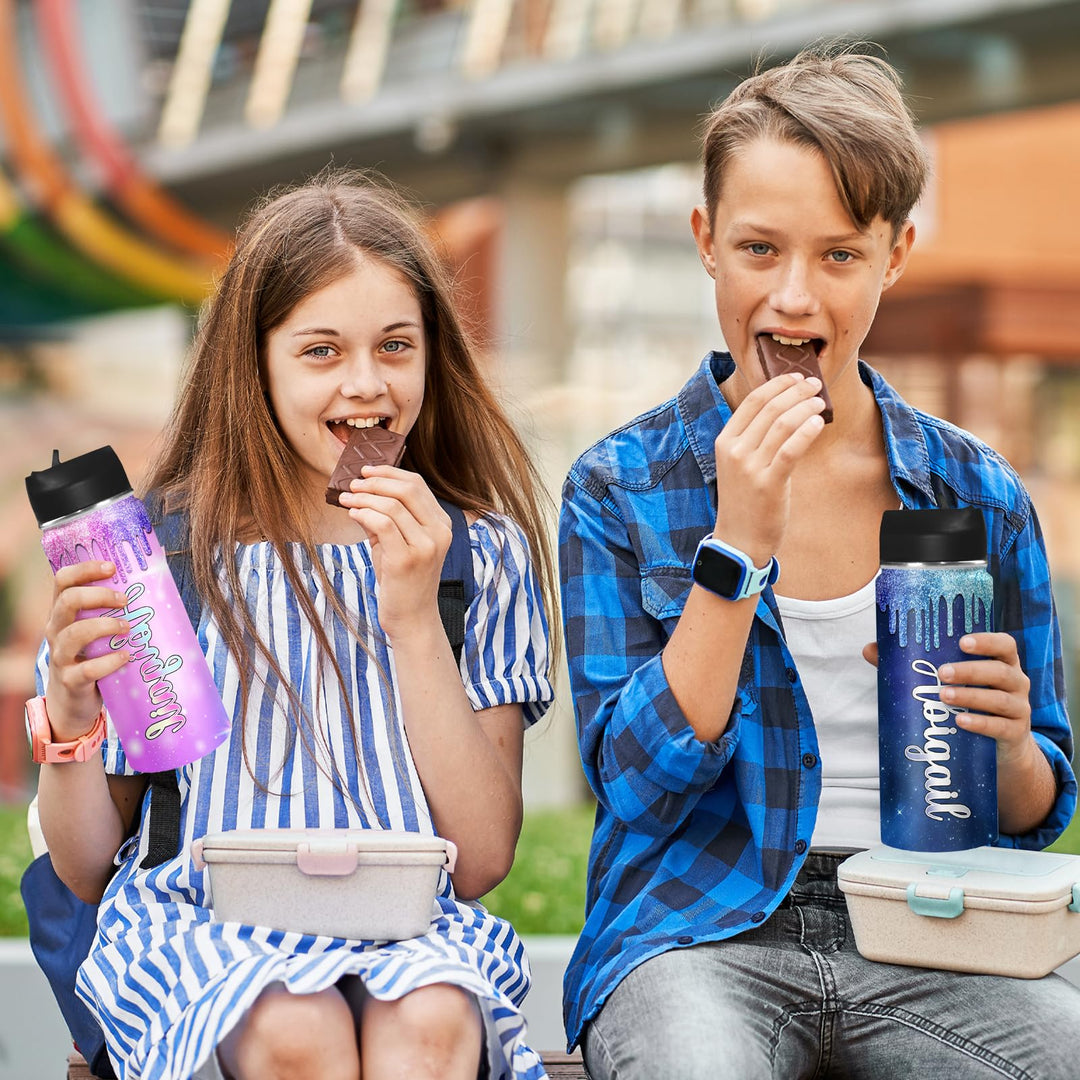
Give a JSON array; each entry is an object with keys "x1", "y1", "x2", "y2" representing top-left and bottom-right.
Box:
[
  {"x1": 795, "y1": 840, "x2": 807, "y2": 855},
  {"x1": 751, "y1": 911, "x2": 766, "y2": 924},
  {"x1": 677, "y1": 935, "x2": 693, "y2": 945},
  {"x1": 785, "y1": 667, "x2": 798, "y2": 683},
  {"x1": 802, "y1": 753, "x2": 817, "y2": 768}
]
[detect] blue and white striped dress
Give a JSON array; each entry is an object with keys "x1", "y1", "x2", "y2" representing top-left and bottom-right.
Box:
[{"x1": 39, "y1": 514, "x2": 553, "y2": 1080}]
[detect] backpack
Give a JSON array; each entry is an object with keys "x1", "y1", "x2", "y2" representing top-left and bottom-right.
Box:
[{"x1": 21, "y1": 498, "x2": 477, "y2": 1078}]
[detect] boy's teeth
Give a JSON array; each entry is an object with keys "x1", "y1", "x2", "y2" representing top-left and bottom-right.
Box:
[
  {"x1": 772, "y1": 334, "x2": 812, "y2": 346},
  {"x1": 345, "y1": 417, "x2": 382, "y2": 428}
]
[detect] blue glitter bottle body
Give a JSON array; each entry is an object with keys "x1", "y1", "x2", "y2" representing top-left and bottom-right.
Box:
[{"x1": 877, "y1": 509, "x2": 997, "y2": 851}]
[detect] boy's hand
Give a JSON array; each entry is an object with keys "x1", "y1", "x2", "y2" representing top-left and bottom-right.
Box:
[
  {"x1": 865, "y1": 631, "x2": 1055, "y2": 833},
  {"x1": 863, "y1": 632, "x2": 1032, "y2": 763},
  {"x1": 713, "y1": 372, "x2": 826, "y2": 564},
  {"x1": 937, "y1": 632, "x2": 1032, "y2": 766}
]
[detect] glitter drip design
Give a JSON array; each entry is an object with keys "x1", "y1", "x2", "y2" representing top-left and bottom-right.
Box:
[
  {"x1": 41, "y1": 495, "x2": 152, "y2": 583},
  {"x1": 879, "y1": 567, "x2": 994, "y2": 649}
]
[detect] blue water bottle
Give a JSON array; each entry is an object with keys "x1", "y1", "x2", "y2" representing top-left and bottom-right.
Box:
[{"x1": 877, "y1": 508, "x2": 997, "y2": 851}]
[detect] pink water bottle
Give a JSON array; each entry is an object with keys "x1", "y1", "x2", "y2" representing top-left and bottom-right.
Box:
[{"x1": 25, "y1": 446, "x2": 231, "y2": 771}]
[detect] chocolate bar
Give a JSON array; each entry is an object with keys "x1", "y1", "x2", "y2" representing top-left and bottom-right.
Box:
[
  {"x1": 756, "y1": 336, "x2": 833, "y2": 423},
  {"x1": 325, "y1": 426, "x2": 407, "y2": 507}
]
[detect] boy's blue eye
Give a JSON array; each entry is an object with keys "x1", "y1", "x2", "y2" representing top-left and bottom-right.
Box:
[
  {"x1": 747, "y1": 242, "x2": 772, "y2": 256},
  {"x1": 829, "y1": 250, "x2": 854, "y2": 263}
]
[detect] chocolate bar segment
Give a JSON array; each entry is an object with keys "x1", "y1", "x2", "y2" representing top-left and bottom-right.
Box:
[
  {"x1": 325, "y1": 426, "x2": 407, "y2": 507},
  {"x1": 756, "y1": 336, "x2": 833, "y2": 423}
]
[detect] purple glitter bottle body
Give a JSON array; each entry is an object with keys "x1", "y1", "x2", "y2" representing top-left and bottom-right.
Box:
[{"x1": 27, "y1": 449, "x2": 231, "y2": 772}]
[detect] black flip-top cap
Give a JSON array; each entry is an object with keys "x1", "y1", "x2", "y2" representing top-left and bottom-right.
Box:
[
  {"x1": 880, "y1": 508, "x2": 986, "y2": 564},
  {"x1": 25, "y1": 446, "x2": 132, "y2": 526}
]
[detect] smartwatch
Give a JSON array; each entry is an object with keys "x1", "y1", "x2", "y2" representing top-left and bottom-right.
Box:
[
  {"x1": 692, "y1": 535, "x2": 779, "y2": 601},
  {"x1": 24, "y1": 696, "x2": 107, "y2": 764}
]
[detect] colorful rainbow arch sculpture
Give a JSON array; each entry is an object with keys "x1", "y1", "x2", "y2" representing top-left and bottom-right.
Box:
[
  {"x1": 34, "y1": 0, "x2": 233, "y2": 265},
  {"x1": 0, "y1": 0, "x2": 228, "y2": 324}
]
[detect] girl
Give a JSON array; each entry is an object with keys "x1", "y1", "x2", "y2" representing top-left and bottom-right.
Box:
[{"x1": 34, "y1": 172, "x2": 556, "y2": 1080}]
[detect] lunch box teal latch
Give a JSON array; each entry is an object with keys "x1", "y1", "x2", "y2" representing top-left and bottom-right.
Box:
[{"x1": 906, "y1": 883, "x2": 965, "y2": 919}]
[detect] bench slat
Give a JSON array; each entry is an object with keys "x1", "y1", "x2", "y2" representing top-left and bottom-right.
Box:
[{"x1": 67, "y1": 1050, "x2": 588, "y2": 1079}]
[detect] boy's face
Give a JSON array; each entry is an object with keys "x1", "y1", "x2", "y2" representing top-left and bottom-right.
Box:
[{"x1": 691, "y1": 137, "x2": 914, "y2": 405}]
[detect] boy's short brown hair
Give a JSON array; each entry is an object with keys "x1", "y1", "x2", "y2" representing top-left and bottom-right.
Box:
[{"x1": 701, "y1": 43, "x2": 928, "y2": 236}]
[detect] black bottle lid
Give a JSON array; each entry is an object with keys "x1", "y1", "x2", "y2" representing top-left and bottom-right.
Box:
[
  {"x1": 25, "y1": 447, "x2": 132, "y2": 526},
  {"x1": 880, "y1": 508, "x2": 987, "y2": 564}
]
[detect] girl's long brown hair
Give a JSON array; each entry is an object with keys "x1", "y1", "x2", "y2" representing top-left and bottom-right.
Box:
[{"x1": 142, "y1": 170, "x2": 559, "y2": 801}]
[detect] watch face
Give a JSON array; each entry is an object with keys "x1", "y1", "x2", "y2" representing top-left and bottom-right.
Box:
[{"x1": 693, "y1": 544, "x2": 745, "y2": 599}]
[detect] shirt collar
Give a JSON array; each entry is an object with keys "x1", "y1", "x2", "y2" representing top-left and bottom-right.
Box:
[
  {"x1": 859, "y1": 362, "x2": 937, "y2": 506},
  {"x1": 677, "y1": 352, "x2": 734, "y2": 486},
  {"x1": 676, "y1": 351, "x2": 939, "y2": 506}
]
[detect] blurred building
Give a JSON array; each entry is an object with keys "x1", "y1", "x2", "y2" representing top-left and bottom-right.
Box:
[{"x1": 2, "y1": 0, "x2": 1080, "y2": 802}]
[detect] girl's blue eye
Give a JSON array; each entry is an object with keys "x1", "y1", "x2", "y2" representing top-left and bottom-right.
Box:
[
  {"x1": 382, "y1": 339, "x2": 406, "y2": 353},
  {"x1": 307, "y1": 345, "x2": 334, "y2": 357}
]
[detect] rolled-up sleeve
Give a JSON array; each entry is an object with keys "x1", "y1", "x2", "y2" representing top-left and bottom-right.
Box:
[
  {"x1": 995, "y1": 503, "x2": 1076, "y2": 849},
  {"x1": 462, "y1": 514, "x2": 554, "y2": 727},
  {"x1": 559, "y1": 476, "x2": 745, "y2": 837}
]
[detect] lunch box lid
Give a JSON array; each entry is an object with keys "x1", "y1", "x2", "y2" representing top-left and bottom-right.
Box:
[
  {"x1": 837, "y1": 844, "x2": 1080, "y2": 906},
  {"x1": 196, "y1": 825, "x2": 453, "y2": 868},
  {"x1": 196, "y1": 825, "x2": 444, "y2": 851}
]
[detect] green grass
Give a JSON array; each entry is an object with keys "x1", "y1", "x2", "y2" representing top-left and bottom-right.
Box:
[
  {"x1": 0, "y1": 804, "x2": 33, "y2": 936},
  {"x1": 482, "y1": 802, "x2": 594, "y2": 935},
  {"x1": 1047, "y1": 810, "x2": 1080, "y2": 854},
  {"x1": 0, "y1": 800, "x2": 596, "y2": 938}
]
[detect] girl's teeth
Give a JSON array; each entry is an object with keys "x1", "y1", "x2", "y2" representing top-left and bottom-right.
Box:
[
  {"x1": 772, "y1": 334, "x2": 812, "y2": 346},
  {"x1": 345, "y1": 417, "x2": 383, "y2": 428}
]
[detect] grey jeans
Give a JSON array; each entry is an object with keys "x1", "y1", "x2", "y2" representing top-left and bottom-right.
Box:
[{"x1": 584, "y1": 852, "x2": 1080, "y2": 1080}]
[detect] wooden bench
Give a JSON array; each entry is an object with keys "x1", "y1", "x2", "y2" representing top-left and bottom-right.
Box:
[{"x1": 68, "y1": 1049, "x2": 590, "y2": 1078}]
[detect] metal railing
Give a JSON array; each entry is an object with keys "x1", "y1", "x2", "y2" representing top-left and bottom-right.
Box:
[{"x1": 149, "y1": 0, "x2": 836, "y2": 146}]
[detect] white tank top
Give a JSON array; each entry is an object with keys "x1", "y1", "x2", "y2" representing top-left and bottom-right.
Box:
[{"x1": 774, "y1": 578, "x2": 880, "y2": 851}]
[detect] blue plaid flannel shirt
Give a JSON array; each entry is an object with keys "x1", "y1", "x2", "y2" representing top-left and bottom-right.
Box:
[{"x1": 559, "y1": 352, "x2": 1076, "y2": 1048}]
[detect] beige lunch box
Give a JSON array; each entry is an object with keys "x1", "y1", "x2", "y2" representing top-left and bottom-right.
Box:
[
  {"x1": 837, "y1": 844, "x2": 1080, "y2": 978},
  {"x1": 192, "y1": 827, "x2": 457, "y2": 942}
]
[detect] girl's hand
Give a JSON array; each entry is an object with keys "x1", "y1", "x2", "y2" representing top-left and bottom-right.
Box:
[
  {"x1": 938, "y1": 632, "x2": 1034, "y2": 767},
  {"x1": 338, "y1": 466, "x2": 452, "y2": 638},
  {"x1": 713, "y1": 372, "x2": 826, "y2": 564},
  {"x1": 43, "y1": 561, "x2": 130, "y2": 742}
]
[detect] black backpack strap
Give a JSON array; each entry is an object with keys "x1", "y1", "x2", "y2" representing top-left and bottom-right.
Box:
[
  {"x1": 436, "y1": 499, "x2": 475, "y2": 666},
  {"x1": 140, "y1": 772, "x2": 182, "y2": 870},
  {"x1": 138, "y1": 492, "x2": 192, "y2": 869},
  {"x1": 149, "y1": 494, "x2": 201, "y2": 629}
]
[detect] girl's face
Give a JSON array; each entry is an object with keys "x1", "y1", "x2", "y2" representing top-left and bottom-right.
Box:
[
  {"x1": 263, "y1": 256, "x2": 427, "y2": 503},
  {"x1": 691, "y1": 137, "x2": 914, "y2": 412}
]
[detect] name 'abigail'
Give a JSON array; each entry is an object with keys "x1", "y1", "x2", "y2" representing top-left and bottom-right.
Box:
[
  {"x1": 904, "y1": 658, "x2": 973, "y2": 821},
  {"x1": 106, "y1": 581, "x2": 187, "y2": 740}
]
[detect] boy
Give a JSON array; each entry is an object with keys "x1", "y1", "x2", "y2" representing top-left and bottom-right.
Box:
[{"x1": 559, "y1": 44, "x2": 1080, "y2": 1078}]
